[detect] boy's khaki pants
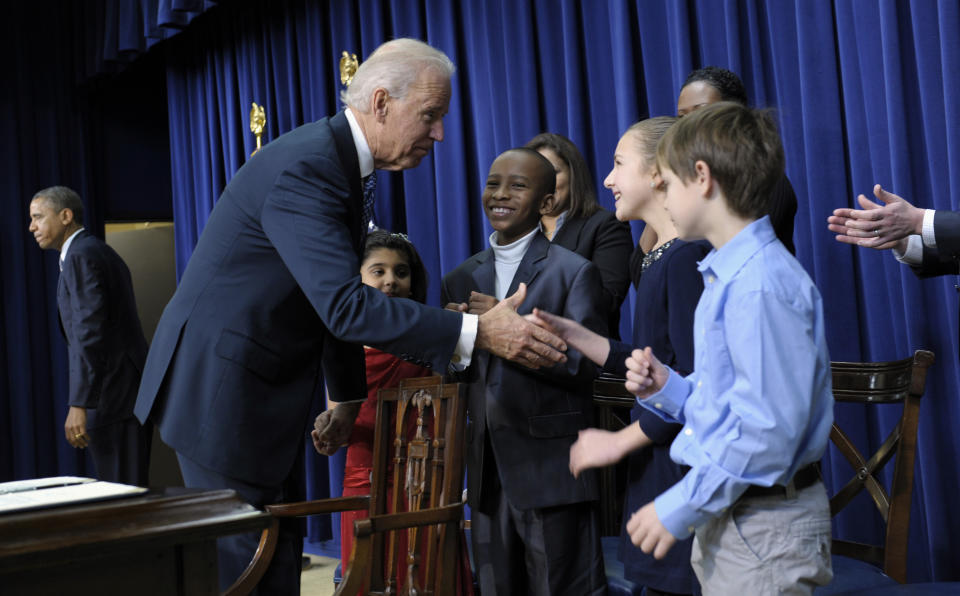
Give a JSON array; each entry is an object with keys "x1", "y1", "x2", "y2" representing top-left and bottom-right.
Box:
[{"x1": 691, "y1": 482, "x2": 833, "y2": 595}]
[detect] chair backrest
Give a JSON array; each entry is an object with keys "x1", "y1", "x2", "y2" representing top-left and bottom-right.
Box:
[
  {"x1": 592, "y1": 375, "x2": 637, "y2": 536},
  {"x1": 828, "y1": 349, "x2": 934, "y2": 583},
  {"x1": 361, "y1": 376, "x2": 469, "y2": 595}
]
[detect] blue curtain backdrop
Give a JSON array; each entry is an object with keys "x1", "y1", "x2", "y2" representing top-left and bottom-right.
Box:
[{"x1": 4, "y1": 0, "x2": 960, "y2": 583}]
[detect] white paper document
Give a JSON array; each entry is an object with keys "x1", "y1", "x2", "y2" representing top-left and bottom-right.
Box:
[{"x1": 0, "y1": 476, "x2": 147, "y2": 514}]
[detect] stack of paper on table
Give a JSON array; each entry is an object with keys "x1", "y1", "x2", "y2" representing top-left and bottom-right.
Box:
[{"x1": 0, "y1": 476, "x2": 148, "y2": 514}]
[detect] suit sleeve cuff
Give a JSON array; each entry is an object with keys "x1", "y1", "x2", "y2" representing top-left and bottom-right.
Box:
[
  {"x1": 450, "y1": 313, "x2": 477, "y2": 371},
  {"x1": 894, "y1": 235, "x2": 923, "y2": 265},
  {"x1": 922, "y1": 209, "x2": 937, "y2": 248}
]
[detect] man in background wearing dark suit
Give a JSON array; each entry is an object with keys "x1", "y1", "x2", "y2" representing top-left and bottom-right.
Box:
[
  {"x1": 28, "y1": 185, "x2": 151, "y2": 486},
  {"x1": 133, "y1": 39, "x2": 567, "y2": 594}
]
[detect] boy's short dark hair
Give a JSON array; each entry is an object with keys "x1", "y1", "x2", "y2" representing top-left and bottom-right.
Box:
[
  {"x1": 656, "y1": 102, "x2": 784, "y2": 220},
  {"x1": 523, "y1": 133, "x2": 599, "y2": 219},
  {"x1": 33, "y1": 185, "x2": 84, "y2": 225},
  {"x1": 363, "y1": 230, "x2": 428, "y2": 303},
  {"x1": 501, "y1": 147, "x2": 557, "y2": 198},
  {"x1": 683, "y1": 66, "x2": 748, "y2": 106}
]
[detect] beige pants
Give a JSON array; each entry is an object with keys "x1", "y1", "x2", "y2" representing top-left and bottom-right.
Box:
[{"x1": 691, "y1": 482, "x2": 833, "y2": 595}]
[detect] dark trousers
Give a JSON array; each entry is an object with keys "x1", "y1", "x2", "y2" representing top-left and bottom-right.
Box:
[
  {"x1": 177, "y1": 452, "x2": 305, "y2": 595},
  {"x1": 471, "y1": 484, "x2": 607, "y2": 596},
  {"x1": 87, "y1": 417, "x2": 152, "y2": 486}
]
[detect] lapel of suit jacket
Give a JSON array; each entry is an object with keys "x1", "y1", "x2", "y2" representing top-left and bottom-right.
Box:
[
  {"x1": 328, "y1": 111, "x2": 364, "y2": 254},
  {"x1": 469, "y1": 249, "x2": 497, "y2": 297},
  {"x1": 56, "y1": 229, "x2": 90, "y2": 341},
  {"x1": 552, "y1": 213, "x2": 586, "y2": 251},
  {"x1": 505, "y1": 232, "x2": 549, "y2": 301}
]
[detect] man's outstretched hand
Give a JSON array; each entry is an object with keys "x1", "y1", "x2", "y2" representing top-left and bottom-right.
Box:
[{"x1": 475, "y1": 283, "x2": 567, "y2": 369}]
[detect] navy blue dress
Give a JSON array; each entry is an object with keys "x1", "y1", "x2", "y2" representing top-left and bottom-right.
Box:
[{"x1": 604, "y1": 238, "x2": 709, "y2": 594}]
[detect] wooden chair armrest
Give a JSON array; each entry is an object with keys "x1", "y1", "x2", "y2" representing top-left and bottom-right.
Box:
[
  {"x1": 221, "y1": 517, "x2": 279, "y2": 596},
  {"x1": 336, "y1": 503, "x2": 464, "y2": 595},
  {"x1": 355, "y1": 502, "x2": 463, "y2": 537},
  {"x1": 266, "y1": 495, "x2": 370, "y2": 517}
]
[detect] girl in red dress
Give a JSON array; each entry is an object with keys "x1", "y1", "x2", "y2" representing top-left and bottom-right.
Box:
[{"x1": 314, "y1": 230, "x2": 439, "y2": 588}]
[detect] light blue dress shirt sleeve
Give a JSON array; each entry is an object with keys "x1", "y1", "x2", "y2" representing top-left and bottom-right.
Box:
[{"x1": 638, "y1": 367, "x2": 693, "y2": 424}]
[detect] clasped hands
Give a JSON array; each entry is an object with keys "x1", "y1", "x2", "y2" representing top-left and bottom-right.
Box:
[{"x1": 311, "y1": 401, "x2": 362, "y2": 456}]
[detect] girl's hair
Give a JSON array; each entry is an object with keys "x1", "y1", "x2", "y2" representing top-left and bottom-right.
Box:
[
  {"x1": 625, "y1": 116, "x2": 678, "y2": 167},
  {"x1": 524, "y1": 132, "x2": 600, "y2": 219},
  {"x1": 362, "y1": 230, "x2": 428, "y2": 303}
]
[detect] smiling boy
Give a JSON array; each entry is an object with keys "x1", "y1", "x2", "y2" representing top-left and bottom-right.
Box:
[
  {"x1": 623, "y1": 103, "x2": 834, "y2": 594},
  {"x1": 441, "y1": 148, "x2": 608, "y2": 595}
]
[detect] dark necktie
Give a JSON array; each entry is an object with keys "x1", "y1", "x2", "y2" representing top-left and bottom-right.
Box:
[{"x1": 361, "y1": 173, "x2": 376, "y2": 242}]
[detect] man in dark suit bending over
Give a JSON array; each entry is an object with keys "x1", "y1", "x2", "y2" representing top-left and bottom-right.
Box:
[
  {"x1": 29, "y1": 186, "x2": 151, "y2": 486},
  {"x1": 133, "y1": 38, "x2": 567, "y2": 594}
]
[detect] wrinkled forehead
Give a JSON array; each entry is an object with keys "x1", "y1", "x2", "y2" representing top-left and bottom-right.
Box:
[{"x1": 406, "y1": 69, "x2": 452, "y2": 104}]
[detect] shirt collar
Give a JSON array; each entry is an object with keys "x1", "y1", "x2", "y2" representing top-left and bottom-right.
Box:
[
  {"x1": 344, "y1": 108, "x2": 374, "y2": 178},
  {"x1": 60, "y1": 227, "x2": 85, "y2": 263},
  {"x1": 488, "y1": 227, "x2": 538, "y2": 256},
  {"x1": 540, "y1": 210, "x2": 569, "y2": 239},
  {"x1": 698, "y1": 216, "x2": 776, "y2": 283}
]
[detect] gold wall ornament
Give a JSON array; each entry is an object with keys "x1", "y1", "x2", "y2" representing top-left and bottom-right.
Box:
[
  {"x1": 249, "y1": 101, "x2": 266, "y2": 157},
  {"x1": 340, "y1": 51, "x2": 359, "y2": 86}
]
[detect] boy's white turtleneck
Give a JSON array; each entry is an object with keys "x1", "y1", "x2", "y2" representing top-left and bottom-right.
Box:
[{"x1": 488, "y1": 227, "x2": 539, "y2": 300}]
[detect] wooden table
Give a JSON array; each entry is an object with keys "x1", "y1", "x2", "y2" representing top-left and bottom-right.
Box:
[{"x1": 0, "y1": 488, "x2": 271, "y2": 595}]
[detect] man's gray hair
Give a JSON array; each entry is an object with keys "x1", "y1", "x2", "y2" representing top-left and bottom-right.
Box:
[
  {"x1": 33, "y1": 185, "x2": 84, "y2": 226},
  {"x1": 341, "y1": 38, "x2": 455, "y2": 112}
]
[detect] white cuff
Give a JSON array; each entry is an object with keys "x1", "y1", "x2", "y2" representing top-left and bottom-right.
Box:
[
  {"x1": 921, "y1": 209, "x2": 937, "y2": 248},
  {"x1": 451, "y1": 313, "x2": 478, "y2": 370},
  {"x1": 894, "y1": 235, "x2": 923, "y2": 265}
]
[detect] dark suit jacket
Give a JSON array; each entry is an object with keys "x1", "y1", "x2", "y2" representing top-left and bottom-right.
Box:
[
  {"x1": 441, "y1": 233, "x2": 604, "y2": 511},
  {"x1": 552, "y1": 208, "x2": 633, "y2": 337},
  {"x1": 58, "y1": 230, "x2": 147, "y2": 429},
  {"x1": 134, "y1": 111, "x2": 463, "y2": 486},
  {"x1": 912, "y1": 210, "x2": 960, "y2": 277}
]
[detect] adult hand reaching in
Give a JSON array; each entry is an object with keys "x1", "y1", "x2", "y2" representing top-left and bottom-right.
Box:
[
  {"x1": 827, "y1": 184, "x2": 924, "y2": 251},
  {"x1": 475, "y1": 283, "x2": 567, "y2": 369}
]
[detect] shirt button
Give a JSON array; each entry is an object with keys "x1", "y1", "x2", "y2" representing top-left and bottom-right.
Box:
[
  {"x1": 707, "y1": 275, "x2": 715, "y2": 283},
  {"x1": 688, "y1": 525, "x2": 695, "y2": 534},
  {"x1": 654, "y1": 402, "x2": 663, "y2": 409},
  {"x1": 697, "y1": 380, "x2": 702, "y2": 388},
  {"x1": 684, "y1": 428, "x2": 693, "y2": 436}
]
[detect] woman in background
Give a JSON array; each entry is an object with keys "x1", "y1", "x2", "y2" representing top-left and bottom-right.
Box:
[{"x1": 525, "y1": 132, "x2": 634, "y2": 338}]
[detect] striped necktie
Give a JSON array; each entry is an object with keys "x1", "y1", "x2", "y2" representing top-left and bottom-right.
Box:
[{"x1": 361, "y1": 173, "x2": 376, "y2": 242}]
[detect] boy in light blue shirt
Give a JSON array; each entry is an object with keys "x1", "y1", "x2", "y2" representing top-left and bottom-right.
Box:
[{"x1": 624, "y1": 102, "x2": 834, "y2": 594}]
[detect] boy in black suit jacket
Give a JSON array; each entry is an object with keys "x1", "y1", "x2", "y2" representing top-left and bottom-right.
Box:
[{"x1": 441, "y1": 149, "x2": 608, "y2": 595}]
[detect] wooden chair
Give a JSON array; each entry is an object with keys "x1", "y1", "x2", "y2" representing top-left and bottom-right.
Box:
[
  {"x1": 224, "y1": 377, "x2": 470, "y2": 596},
  {"x1": 826, "y1": 349, "x2": 934, "y2": 584}
]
